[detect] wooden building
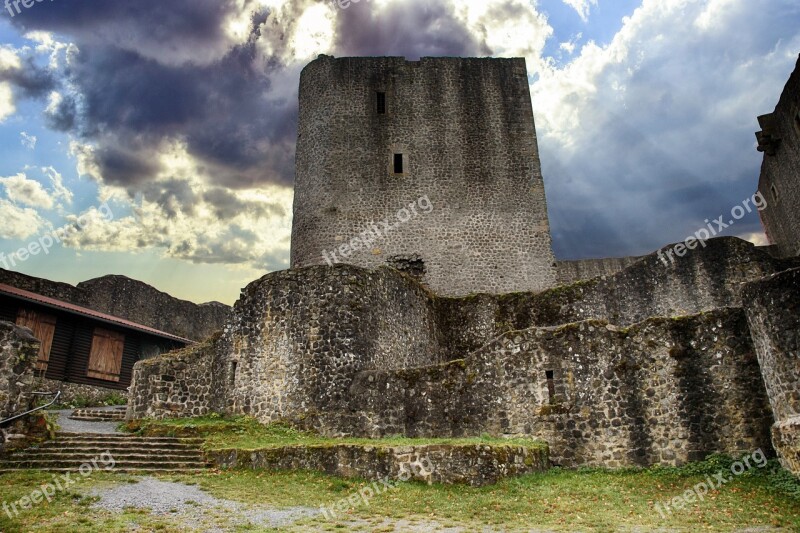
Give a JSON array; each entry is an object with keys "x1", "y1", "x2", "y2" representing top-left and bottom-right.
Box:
[{"x1": 0, "y1": 284, "x2": 191, "y2": 390}]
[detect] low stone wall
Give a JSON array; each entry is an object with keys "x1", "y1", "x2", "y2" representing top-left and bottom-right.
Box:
[
  {"x1": 127, "y1": 335, "x2": 218, "y2": 420},
  {"x1": 30, "y1": 377, "x2": 126, "y2": 407},
  {"x1": 743, "y1": 267, "x2": 800, "y2": 474},
  {"x1": 337, "y1": 309, "x2": 773, "y2": 468},
  {"x1": 206, "y1": 443, "x2": 549, "y2": 486}
]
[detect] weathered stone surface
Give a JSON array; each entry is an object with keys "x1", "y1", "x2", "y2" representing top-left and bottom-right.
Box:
[
  {"x1": 756, "y1": 53, "x2": 800, "y2": 258},
  {"x1": 206, "y1": 443, "x2": 549, "y2": 486},
  {"x1": 0, "y1": 321, "x2": 40, "y2": 449},
  {"x1": 556, "y1": 255, "x2": 645, "y2": 285},
  {"x1": 127, "y1": 335, "x2": 219, "y2": 420},
  {"x1": 129, "y1": 245, "x2": 776, "y2": 469},
  {"x1": 0, "y1": 268, "x2": 229, "y2": 342},
  {"x1": 743, "y1": 267, "x2": 800, "y2": 473},
  {"x1": 337, "y1": 309, "x2": 772, "y2": 468},
  {"x1": 291, "y1": 55, "x2": 557, "y2": 296}
]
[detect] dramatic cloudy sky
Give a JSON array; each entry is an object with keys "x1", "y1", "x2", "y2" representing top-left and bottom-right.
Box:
[{"x1": 0, "y1": 0, "x2": 798, "y2": 304}]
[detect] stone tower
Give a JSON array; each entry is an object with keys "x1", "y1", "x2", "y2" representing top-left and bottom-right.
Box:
[
  {"x1": 291, "y1": 55, "x2": 557, "y2": 296},
  {"x1": 756, "y1": 54, "x2": 800, "y2": 258}
]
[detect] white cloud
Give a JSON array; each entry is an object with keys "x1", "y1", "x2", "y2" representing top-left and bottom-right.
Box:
[
  {"x1": 20, "y1": 132, "x2": 37, "y2": 150},
  {"x1": 42, "y1": 166, "x2": 73, "y2": 206},
  {"x1": 0, "y1": 84, "x2": 14, "y2": 123},
  {"x1": 0, "y1": 173, "x2": 56, "y2": 209},
  {"x1": 0, "y1": 199, "x2": 45, "y2": 240},
  {"x1": 561, "y1": 0, "x2": 597, "y2": 22},
  {"x1": 67, "y1": 140, "x2": 293, "y2": 270},
  {"x1": 452, "y1": 0, "x2": 553, "y2": 75},
  {"x1": 529, "y1": 0, "x2": 800, "y2": 257}
]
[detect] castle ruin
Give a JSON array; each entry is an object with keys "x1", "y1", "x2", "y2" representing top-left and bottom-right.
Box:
[{"x1": 126, "y1": 56, "x2": 800, "y2": 477}]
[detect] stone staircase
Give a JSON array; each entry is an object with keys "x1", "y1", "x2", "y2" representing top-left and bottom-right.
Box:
[
  {"x1": 69, "y1": 407, "x2": 127, "y2": 421},
  {"x1": 0, "y1": 432, "x2": 209, "y2": 473}
]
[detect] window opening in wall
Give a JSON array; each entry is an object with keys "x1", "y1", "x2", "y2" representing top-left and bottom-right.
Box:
[
  {"x1": 393, "y1": 153, "x2": 404, "y2": 174},
  {"x1": 230, "y1": 361, "x2": 238, "y2": 386},
  {"x1": 377, "y1": 92, "x2": 386, "y2": 114},
  {"x1": 771, "y1": 184, "x2": 779, "y2": 202},
  {"x1": 545, "y1": 370, "x2": 556, "y2": 404},
  {"x1": 795, "y1": 109, "x2": 800, "y2": 135}
]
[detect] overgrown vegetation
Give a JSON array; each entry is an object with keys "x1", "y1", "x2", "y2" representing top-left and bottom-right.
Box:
[{"x1": 123, "y1": 415, "x2": 547, "y2": 451}]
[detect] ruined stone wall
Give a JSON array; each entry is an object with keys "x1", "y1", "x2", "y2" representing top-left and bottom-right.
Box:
[
  {"x1": 436, "y1": 238, "x2": 800, "y2": 360},
  {"x1": 291, "y1": 55, "x2": 556, "y2": 296},
  {"x1": 743, "y1": 268, "x2": 800, "y2": 474},
  {"x1": 757, "y1": 54, "x2": 800, "y2": 258},
  {"x1": 216, "y1": 266, "x2": 442, "y2": 425},
  {"x1": 0, "y1": 268, "x2": 230, "y2": 341},
  {"x1": 340, "y1": 309, "x2": 772, "y2": 468},
  {"x1": 556, "y1": 255, "x2": 645, "y2": 284},
  {"x1": 127, "y1": 336, "x2": 218, "y2": 420},
  {"x1": 0, "y1": 321, "x2": 39, "y2": 424}
]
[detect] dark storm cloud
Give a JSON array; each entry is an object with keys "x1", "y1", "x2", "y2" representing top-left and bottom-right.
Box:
[
  {"x1": 0, "y1": 54, "x2": 56, "y2": 97},
  {"x1": 335, "y1": 0, "x2": 486, "y2": 58},
  {"x1": 9, "y1": 0, "x2": 241, "y2": 53},
  {"x1": 8, "y1": 0, "x2": 297, "y2": 203}
]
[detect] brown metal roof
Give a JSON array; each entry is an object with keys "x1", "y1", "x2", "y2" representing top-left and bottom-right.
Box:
[{"x1": 0, "y1": 283, "x2": 193, "y2": 344}]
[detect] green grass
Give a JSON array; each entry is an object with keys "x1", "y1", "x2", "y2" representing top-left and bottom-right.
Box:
[
  {"x1": 1, "y1": 456, "x2": 799, "y2": 532},
  {"x1": 124, "y1": 415, "x2": 548, "y2": 451}
]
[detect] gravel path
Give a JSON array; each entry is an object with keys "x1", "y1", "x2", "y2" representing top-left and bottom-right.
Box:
[
  {"x1": 49, "y1": 409, "x2": 124, "y2": 435},
  {"x1": 89, "y1": 477, "x2": 319, "y2": 530}
]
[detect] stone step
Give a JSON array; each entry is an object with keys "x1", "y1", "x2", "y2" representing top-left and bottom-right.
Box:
[
  {"x1": 0, "y1": 467, "x2": 207, "y2": 474},
  {"x1": 0, "y1": 459, "x2": 209, "y2": 469},
  {"x1": 38, "y1": 441, "x2": 202, "y2": 451},
  {"x1": 12, "y1": 451, "x2": 204, "y2": 461},
  {"x1": 56, "y1": 432, "x2": 201, "y2": 442},
  {"x1": 69, "y1": 415, "x2": 126, "y2": 421}
]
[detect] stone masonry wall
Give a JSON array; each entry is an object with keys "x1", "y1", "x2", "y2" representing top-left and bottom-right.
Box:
[
  {"x1": 555, "y1": 255, "x2": 645, "y2": 284},
  {"x1": 291, "y1": 55, "x2": 556, "y2": 296},
  {"x1": 435, "y1": 237, "x2": 800, "y2": 360},
  {"x1": 207, "y1": 443, "x2": 549, "y2": 487},
  {"x1": 0, "y1": 321, "x2": 39, "y2": 423},
  {"x1": 127, "y1": 335, "x2": 218, "y2": 420},
  {"x1": 340, "y1": 309, "x2": 772, "y2": 468},
  {"x1": 756, "y1": 54, "x2": 800, "y2": 258},
  {"x1": 215, "y1": 266, "x2": 442, "y2": 425},
  {"x1": 743, "y1": 268, "x2": 800, "y2": 474}
]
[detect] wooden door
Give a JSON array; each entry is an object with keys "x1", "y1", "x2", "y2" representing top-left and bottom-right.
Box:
[
  {"x1": 86, "y1": 328, "x2": 125, "y2": 382},
  {"x1": 16, "y1": 308, "x2": 57, "y2": 371}
]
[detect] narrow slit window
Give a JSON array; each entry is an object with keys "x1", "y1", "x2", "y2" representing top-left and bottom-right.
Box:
[
  {"x1": 230, "y1": 361, "x2": 238, "y2": 386},
  {"x1": 377, "y1": 92, "x2": 386, "y2": 114},
  {"x1": 772, "y1": 184, "x2": 779, "y2": 201},
  {"x1": 393, "y1": 154, "x2": 404, "y2": 174},
  {"x1": 545, "y1": 370, "x2": 556, "y2": 404},
  {"x1": 795, "y1": 110, "x2": 800, "y2": 135}
]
